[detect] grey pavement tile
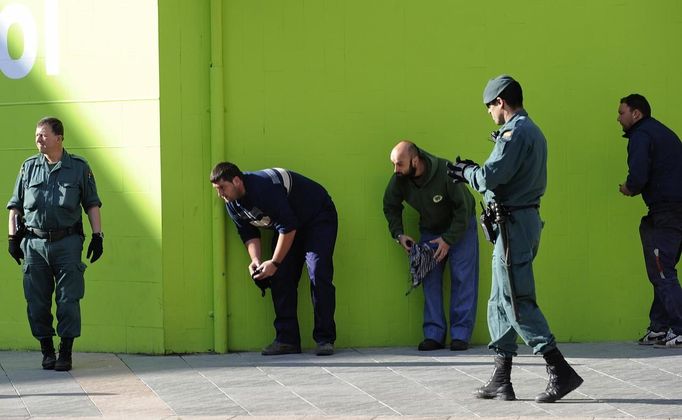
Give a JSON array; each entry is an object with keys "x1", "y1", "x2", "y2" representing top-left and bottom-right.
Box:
[
  {"x1": 314, "y1": 399, "x2": 401, "y2": 416},
  {"x1": 198, "y1": 366, "x2": 277, "y2": 388},
  {"x1": 1, "y1": 343, "x2": 682, "y2": 418},
  {"x1": 230, "y1": 417, "x2": 372, "y2": 420},
  {"x1": 69, "y1": 352, "x2": 174, "y2": 417},
  {"x1": 0, "y1": 368, "x2": 28, "y2": 418},
  {"x1": 255, "y1": 367, "x2": 399, "y2": 415},
  {"x1": 321, "y1": 369, "x2": 467, "y2": 415},
  {"x1": 120, "y1": 354, "x2": 247, "y2": 416},
  {"x1": 227, "y1": 390, "x2": 324, "y2": 416},
  {"x1": 375, "y1": 417, "x2": 450, "y2": 420},
  {"x1": 0, "y1": 351, "x2": 100, "y2": 417}
]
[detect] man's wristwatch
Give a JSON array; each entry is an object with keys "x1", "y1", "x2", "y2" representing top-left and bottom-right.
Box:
[
  {"x1": 271, "y1": 260, "x2": 281, "y2": 268},
  {"x1": 92, "y1": 232, "x2": 104, "y2": 239}
]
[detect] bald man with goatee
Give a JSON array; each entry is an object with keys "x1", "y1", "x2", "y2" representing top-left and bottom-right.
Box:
[{"x1": 383, "y1": 141, "x2": 479, "y2": 351}]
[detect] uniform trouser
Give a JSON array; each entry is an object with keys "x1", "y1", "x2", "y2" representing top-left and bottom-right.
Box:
[
  {"x1": 487, "y1": 209, "x2": 556, "y2": 357},
  {"x1": 269, "y1": 204, "x2": 338, "y2": 347},
  {"x1": 21, "y1": 234, "x2": 86, "y2": 339},
  {"x1": 639, "y1": 209, "x2": 682, "y2": 335},
  {"x1": 420, "y1": 215, "x2": 479, "y2": 343}
]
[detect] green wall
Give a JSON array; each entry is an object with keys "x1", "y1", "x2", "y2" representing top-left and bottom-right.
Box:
[
  {"x1": 158, "y1": 0, "x2": 215, "y2": 352},
  {"x1": 0, "y1": 0, "x2": 165, "y2": 352},
  {"x1": 1, "y1": 0, "x2": 681, "y2": 354},
  {"x1": 220, "y1": 0, "x2": 682, "y2": 350}
]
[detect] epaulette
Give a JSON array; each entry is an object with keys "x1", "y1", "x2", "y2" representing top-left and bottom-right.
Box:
[
  {"x1": 498, "y1": 116, "x2": 528, "y2": 142},
  {"x1": 21, "y1": 154, "x2": 41, "y2": 165},
  {"x1": 498, "y1": 129, "x2": 514, "y2": 142},
  {"x1": 70, "y1": 154, "x2": 90, "y2": 165}
]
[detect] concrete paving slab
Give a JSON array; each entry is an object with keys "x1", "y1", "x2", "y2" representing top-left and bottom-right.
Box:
[{"x1": 1, "y1": 343, "x2": 682, "y2": 419}]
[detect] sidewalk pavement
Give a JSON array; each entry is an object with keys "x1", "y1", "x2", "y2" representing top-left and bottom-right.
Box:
[{"x1": 1, "y1": 342, "x2": 681, "y2": 419}]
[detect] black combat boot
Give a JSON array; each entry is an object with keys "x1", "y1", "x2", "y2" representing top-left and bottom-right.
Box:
[
  {"x1": 535, "y1": 348, "x2": 584, "y2": 403},
  {"x1": 54, "y1": 338, "x2": 74, "y2": 372},
  {"x1": 475, "y1": 355, "x2": 516, "y2": 401},
  {"x1": 39, "y1": 337, "x2": 56, "y2": 370}
]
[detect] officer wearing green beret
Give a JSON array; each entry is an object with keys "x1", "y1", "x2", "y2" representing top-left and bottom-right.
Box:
[
  {"x1": 7, "y1": 117, "x2": 103, "y2": 372},
  {"x1": 448, "y1": 76, "x2": 583, "y2": 402}
]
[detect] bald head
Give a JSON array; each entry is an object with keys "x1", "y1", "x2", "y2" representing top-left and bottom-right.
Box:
[
  {"x1": 391, "y1": 140, "x2": 418, "y2": 161},
  {"x1": 390, "y1": 140, "x2": 422, "y2": 178}
]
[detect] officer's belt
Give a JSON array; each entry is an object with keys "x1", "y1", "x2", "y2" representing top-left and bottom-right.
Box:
[
  {"x1": 27, "y1": 226, "x2": 79, "y2": 242},
  {"x1": 504, "y1": 204, "x2": 539, "y2": 212}
]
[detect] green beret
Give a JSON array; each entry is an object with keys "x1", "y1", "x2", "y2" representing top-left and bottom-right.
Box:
[{"x1": 483, "y1": 75, "x2": 516, "y2": 104}]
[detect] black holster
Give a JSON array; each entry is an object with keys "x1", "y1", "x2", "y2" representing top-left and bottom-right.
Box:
[
  {"x1": 13, "y1": 214, "x2": 27, "y2": 240},
  {"x1": 480, "y1": 202, "x2": 498, "y2": 243}
]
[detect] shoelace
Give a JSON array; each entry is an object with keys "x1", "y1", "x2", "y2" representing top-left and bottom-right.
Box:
[{"x1": 545, "y1": 366, "x2": 559, "y2": 393}]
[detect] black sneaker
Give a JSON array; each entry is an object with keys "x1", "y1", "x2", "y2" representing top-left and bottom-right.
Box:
[
  {"x1": 315, "y1": 342, "x2": 334, "y2": 356},
  {"x1": 653, "y1": 332, "x2": 682, "y2": 349},
  {"x1": 261, "y1": 341, "x2": 301, "y2": 356},
  {"x1": 418, "y1": 339, "x2": 444, "y2": 351},
  {"x1": 450, "y1": 339, "x2": 469, "y2": 351},
  {"x1": 638, "y1": 329, "x2": 667, "y2": 345}
]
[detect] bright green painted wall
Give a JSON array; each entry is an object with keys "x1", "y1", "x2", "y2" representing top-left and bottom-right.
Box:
[
  {"x1": 221, "y1": 0, "x2": 682, "y2": 350},
  {"x1": 0, "y1": 0, "x2": 165, "y2": 353},
  {"x1": 1, "y1": 0, "x2": 680, "y2": 355},
  {"x1": 158, "y1": 0, "x2": 215, "y2": 352}
]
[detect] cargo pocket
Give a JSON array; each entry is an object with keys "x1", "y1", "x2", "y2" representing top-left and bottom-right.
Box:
[
  {"x1": 22, "y1": 264, "x2": 32, "y2": 301},
  {"x1": 25, "y1": 179, "x2": 44, "y2": 210},
  {"x1": 75, "y1": 263, "x2": 87, "y2": 299},
  {"x1": 57, "y1": 263, "x2": 86, "y2": 302},
  {"x1": 57, "y1": 182, "x2": 80, "y2": 210},
  {"x1": 501, "y1": 221, "x2": 537, "y2": 299}
]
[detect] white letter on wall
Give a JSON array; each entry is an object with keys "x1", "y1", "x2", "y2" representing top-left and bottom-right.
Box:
[
  {"x1": 44, "y1": 0, "x2": 58, "y2": 75},
  {"x1": 0, "y1": 4, "x2": 38, "y2": 79}
]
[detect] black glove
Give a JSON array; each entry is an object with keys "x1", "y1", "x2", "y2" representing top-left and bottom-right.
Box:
[
  {"x1": 87, "y1": 234, "x2": 103, "y2": 263},
  {"x1": 447, "y1": 156, "x2": 479, "y2": 183},
  {"x1": 8, "y1": 235, "x2": 23, "y2": 265},
  {"x1": 490, "y1": 130, "x2": 500, "y2": 142}
]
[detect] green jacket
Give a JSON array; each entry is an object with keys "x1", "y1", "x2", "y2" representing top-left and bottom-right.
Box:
[
  {"x1": 7, "y1": 149, "x2": 102, "y2": 230},
  {"x1": 383, "y1": 150, "x2": 475, "y2": 245}
]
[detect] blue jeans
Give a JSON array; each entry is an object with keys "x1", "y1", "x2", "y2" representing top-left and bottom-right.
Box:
[
  {"x1": 421, "y1": 215, "x2": 479, "y2": 343},
  {"x1": 639, "y1": 208, "x2": 682, "y2": 335}
]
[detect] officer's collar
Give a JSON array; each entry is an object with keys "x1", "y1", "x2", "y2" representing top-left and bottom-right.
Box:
[
  {"x1": 38, "y1": 148, "x2": 72, "y2": 168},
  {"x1": 498, "y1": 109, "x2": 527, "y2": 134}
]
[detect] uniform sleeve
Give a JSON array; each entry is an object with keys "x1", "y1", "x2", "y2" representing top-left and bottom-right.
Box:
[
  {"x1": 625, "y1": 131, "x2": 651, "y2": 195},
  {"x1": 80, "y1": 162, "x2": 102, "y2": 210},
  {"x1": 227, "y1": 204, "x2": 261, "y2": 243},
  {"x1": 382, "y1": 176, "x2": 405, "y2": 240},
  {"x1": 441, "y1": 182, "x2": 471, "y2": 245},
  {"x1": 6, "y1": 164, "x2": 25, "y2": 210},
  {"x1": 465, "y1": 130, "x2": 524, "y2": 193}
]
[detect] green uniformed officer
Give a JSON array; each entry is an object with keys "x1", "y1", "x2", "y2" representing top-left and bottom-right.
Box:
[
  {"x1": 448, "y1": 76, "x2": 583, "y2": 403},
  {"x1": 7, "y1": 117, "x2": 103, "y2": 372}
]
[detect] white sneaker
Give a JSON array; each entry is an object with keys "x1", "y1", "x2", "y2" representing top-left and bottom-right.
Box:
[
  {"x1": 638, "y1": 329, "x2": 668, "y2": 345},
  {"x1": 654, "y1": 332, "x2": 682, "y2": 349}
]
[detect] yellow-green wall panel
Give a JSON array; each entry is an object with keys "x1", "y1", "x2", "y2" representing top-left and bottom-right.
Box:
[
  {"x1": 0, "y1": 0, "x2": 163, "y2": 353},
  {"x1": 158, "y1": 0, "x2": 215, "y2": 352},
  {"x1": 222, "y1": 0, "x2": 682, "y2": 350}
]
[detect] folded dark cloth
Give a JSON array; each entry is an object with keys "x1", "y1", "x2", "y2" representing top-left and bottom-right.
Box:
[
  {"x1": 251, "y1": 269, "x2": 271, "y2": 297},
  {"x1": 406, "y1": 242, "x2": 437, "y2": 295}
]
